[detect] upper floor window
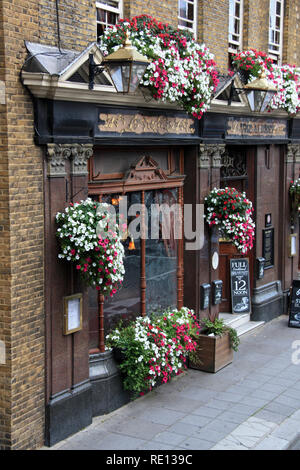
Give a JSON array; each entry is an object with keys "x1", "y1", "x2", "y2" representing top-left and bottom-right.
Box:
[
  {"x1": 228, "y1": 0, "x2": 243, "y2": 52},
  {"x1": 96, "y1": 1, "x2": 123, "y2": 40},
  {"x1": 268, "y1": 0, "x2": 284, "y2": 63},
  {"x1": 178, "y1": 0, "x2": 197, "y2": 37}
]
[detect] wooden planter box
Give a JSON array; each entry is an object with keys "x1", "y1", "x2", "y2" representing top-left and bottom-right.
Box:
[{"x1": 189, "y1": 332, "x2": 233, "y2": 373}]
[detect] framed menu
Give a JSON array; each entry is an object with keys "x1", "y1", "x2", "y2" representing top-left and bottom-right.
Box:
[{"x1": 63, "y1": 293, "x2": 83, "y2": 335}]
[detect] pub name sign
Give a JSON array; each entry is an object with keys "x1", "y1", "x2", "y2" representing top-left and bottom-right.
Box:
[
  {"x1": 227, "y1": 117, "x2": 287, "y2": 139},
  {"x1": 97, "y1": 110, "x2": 196, "y2": 137}
]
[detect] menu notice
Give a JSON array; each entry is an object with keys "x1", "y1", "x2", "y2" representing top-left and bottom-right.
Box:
[{"x1": 230, "y1": 258, "x2": 251, "y2": 314}]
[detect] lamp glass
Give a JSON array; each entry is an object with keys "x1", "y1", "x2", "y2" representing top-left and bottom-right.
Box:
[
  {"x1": 108, "y1": 63, "x2": 124, "y2": 92},
  {"x1": 245, "y1": 89, "x2": 276, "y2": 112},
  {"x1": 129, "y1": 63, "x2": 148, "y2": 92},
  {"x1": 260, "y1": 90, "x2": 276, "y2": 112},
  {"x1": 107, "y1": 61, "x2": 148, "y2": 93}
]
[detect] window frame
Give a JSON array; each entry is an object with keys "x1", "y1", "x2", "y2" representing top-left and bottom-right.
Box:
[
  {"x1": 96, "y1": 0, "x2": 123, "y2": 40},
  {"x1": 268, "y1": 0, "x2": 284, "y2": 63},
  {"x1": 228, "y1": 0, "x2": 244, "y2": 53},
  {"x1": 178, "y1": 0, "x2": 197, "y2": 38}
]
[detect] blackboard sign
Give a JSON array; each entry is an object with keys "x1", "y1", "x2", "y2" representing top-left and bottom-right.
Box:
[
  {"x1": 289, "y1": 280, "x2": 300, "y2": 328},
  {"x1": 230, "y1": 258, "x2": 251, "y2": 314},
  {"x1": 262, "y1": 228, "x2": 274, "y2": 269}
]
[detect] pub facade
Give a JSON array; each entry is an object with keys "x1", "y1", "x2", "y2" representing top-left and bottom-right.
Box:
[
  {"x1": 20, "y1": 39, "x2": 300, "y2": 445},
  {"x1": 2, "y1": 0, "x2": 300, "y2": 450}
]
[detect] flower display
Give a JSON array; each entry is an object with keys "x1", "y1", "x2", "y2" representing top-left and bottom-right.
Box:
[
  {"x1": 268, "y1": 64, "x2": 300, "y2": 115},
  {"x1": 204, "y1": 187, "x2": 255, "y2": 254},
  {"x1": 56, "y1": 198, "x2": 125, "y2": 296},
  {"x1": 231, "y1": 48, "x2": 274, "y2": 77},
  {"x1": 106, "y1": 307, "x2": 200, "y2": 397},
  {"x1": 289, "y1": 178, "x2": 300, "y2": 215},
  {"x1": 100, "y1": 15, "x2": 219, "y2": 119},
  {"x1": 231, "y1": 48, "x2": 300, "y2": 115},
  {"x1": 289, "y1": 178, "x2": 300, "y2": 197}
]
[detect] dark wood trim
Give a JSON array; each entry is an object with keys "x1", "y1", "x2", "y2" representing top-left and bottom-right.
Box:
[
  {"x1": 89, "y1": 348, "x2": 101, "y2": 354},
  {"x1": 88, "y1": 178, "x2": 184, "y2": 195},
  {"x1": 92, "y1": 172, "x2": 125, "y2": 181}
]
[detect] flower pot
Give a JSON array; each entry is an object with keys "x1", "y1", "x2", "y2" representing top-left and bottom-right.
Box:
[{"x1": 189, "y1": 332, "x2": 233, "y2": 373}]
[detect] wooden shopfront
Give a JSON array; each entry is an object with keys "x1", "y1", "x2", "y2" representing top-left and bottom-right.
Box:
[{"x1": 22, "y1": 45, "x2": 300, "y2": 444}]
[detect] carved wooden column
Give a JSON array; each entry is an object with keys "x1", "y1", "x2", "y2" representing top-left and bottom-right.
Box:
[
  {"x1": 45, "y1": 142, "x2": 93, "y2": 445},
  {"x1": 283, "y1": 144, "x2": 300, "y2": 295},
  {"x1": 197, "y1": 144, "x2": 225, "y2": 319},
  {"x1": 210, "y1": 144, "x2": 225, "y2": 319},
  {"x1": 177, "y1": 150, "x2": 185, "y2": 310},
  {"x1": 140, "y1": 190, "x2": 146, "y2": 316}
]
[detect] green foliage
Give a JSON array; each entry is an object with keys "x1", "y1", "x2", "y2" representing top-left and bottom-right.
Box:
[{"x1": 201, "y1": 317, "x2": 240, "y2": 352}]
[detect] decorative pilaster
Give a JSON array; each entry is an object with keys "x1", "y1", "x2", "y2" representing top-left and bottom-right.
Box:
[
  {"x1": 46, "y1": 144, "x2": 72, "y2": 177},
  {"x1": 71, "y1": 144, "x2": 93, "y2": 175},
  {"x1": 286, "y1": 144, "x2": 300, "y2": 164},
  {"x1": 198, "y1": 144, "x2": 211, "y2": 169},
  {"x1": 198, "y1": 143, "x2": 226, "y2": 168},
  {"x1": 46, "y1": 144, "x2": 93, "y2": 177}
]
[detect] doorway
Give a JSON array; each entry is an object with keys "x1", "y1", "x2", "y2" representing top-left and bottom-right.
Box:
[
  {"x1": 87, "y1": 147, "x2": 185, "y2": 351},
  {"x1": 219, "y1": 145, "x2": 255, "y2": 313}
]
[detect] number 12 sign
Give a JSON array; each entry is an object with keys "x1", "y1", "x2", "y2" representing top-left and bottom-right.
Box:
[{"x1": 230, "y1": 258, "x2": 251, "y2": 314}]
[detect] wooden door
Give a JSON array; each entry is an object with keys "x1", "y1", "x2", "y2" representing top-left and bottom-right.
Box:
[{"x1": 219, "y1": 146, "x2": 255, "y2": 313}]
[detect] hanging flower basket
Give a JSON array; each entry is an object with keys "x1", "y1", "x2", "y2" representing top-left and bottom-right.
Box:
[
  {"x1": 231, "y1": 48, "x2": 300, "y2": 115},
  {"x1": 56, "y1": 198, "x2": 125, "y2": 297},
  {"x1": 100, "y1": 15, "x2": 219, "y2": 119},
  {"x1": 204, "y1": 187, "x2": 255, "y2": 254}
]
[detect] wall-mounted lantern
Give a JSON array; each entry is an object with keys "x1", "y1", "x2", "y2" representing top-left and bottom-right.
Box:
[{"x1": 89, "y1": 31, "x2": 150, "y2": 92}]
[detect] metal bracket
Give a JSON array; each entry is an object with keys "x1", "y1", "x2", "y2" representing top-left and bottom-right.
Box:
[{"x1": 89, "y1": 54, "x2": 105, "y2": 90}]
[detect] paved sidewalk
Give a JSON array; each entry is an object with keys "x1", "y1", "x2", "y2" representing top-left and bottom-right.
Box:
[{"x1": 47, "y1": 315, "x2": 300, "y2": 451}]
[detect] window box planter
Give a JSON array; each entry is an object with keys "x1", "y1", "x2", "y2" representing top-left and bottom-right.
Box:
[{"x1": 189, "y1": 331, "x2": 233, "y2": 373}]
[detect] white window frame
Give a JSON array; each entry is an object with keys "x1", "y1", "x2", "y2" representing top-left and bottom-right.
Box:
[
  {"x1": 228, "y1": 0, "x2": 244, "y2": 53},
  {"x1": 96, "y1": 0, "x2": 123, "y2": 39},
  {"x1": 268, "y1": 0, "x2": 284, "y2": 63},
  {"x1": 178, "y1": 0, "x2": 197, "y2": 38}
]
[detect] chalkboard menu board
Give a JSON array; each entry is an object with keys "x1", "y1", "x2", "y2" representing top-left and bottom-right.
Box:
[
  {"x1": 289, "y1": 280, "x2": 300, "y2": 328},
  {"x1": 262, "y1": 228, "x2": 274, "y2": 269},
  {"x1": 230, "y1": 258, "x2": 251, "y2": 314}
]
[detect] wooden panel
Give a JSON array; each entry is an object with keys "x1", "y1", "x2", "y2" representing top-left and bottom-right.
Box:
[{"x1": 189, "y1": 333, "x2": 233, "y2": 373}]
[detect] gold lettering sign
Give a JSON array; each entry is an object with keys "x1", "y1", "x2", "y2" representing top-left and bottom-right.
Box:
[
  {"x1": 98, "y1": 113, "x2": 195, "y2": 135},
  {"x1": 227, "y1": 118, "x2": 287, "y2": 138}
]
